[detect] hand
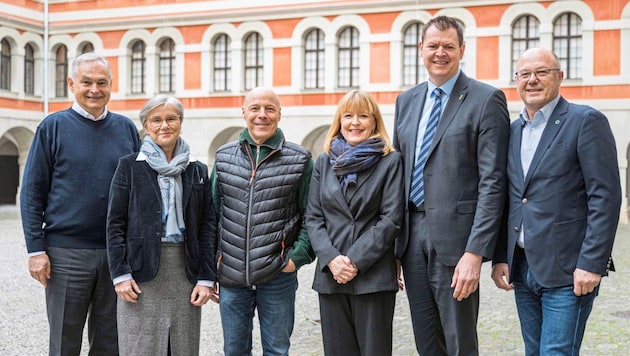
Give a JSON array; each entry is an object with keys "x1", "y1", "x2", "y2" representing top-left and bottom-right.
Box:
[
  {"x1": 573, "y1": 268, "x2": 601, "y2": 296},
  {"x1": 327, "y1": 255, "x2": 358, "y2": 284},
  {"x1": 282, "y1": 259, "x2": 296, "y2": 273},
  {"x1": 491, "y1": 263, "x2": 513, "y2": 291},
  {"x1": 190, "y1": 285, "x2": 212, "y2": 306},
  {"x1": 29, "y1": 254, "x2": 51, "y2": 288},
  {"x1": 115, "y1": 279, "x2": 142, "y2": 303},
  {"x1": 396, "y1": 259, "x2": 404, "y2": 290},
  {"x1": 451, "y1": 252, "x2": 482, "y2": 301}
]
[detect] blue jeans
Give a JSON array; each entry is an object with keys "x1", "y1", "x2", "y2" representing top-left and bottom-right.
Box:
[
  {"x1": 513, "y1": 250, "x2": 598, "y2": 356},
  {"x1": 219, "y1": 271, "x2": 298, "y2": 356}
]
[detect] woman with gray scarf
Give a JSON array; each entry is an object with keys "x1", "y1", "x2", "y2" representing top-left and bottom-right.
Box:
[{"x1": 106, "y1": 95, "x2": 218, "y2": 355}]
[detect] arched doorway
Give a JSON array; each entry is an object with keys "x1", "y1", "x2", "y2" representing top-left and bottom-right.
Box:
[
  {"x1": 301, "y1": 125, "x2": 329, "y2": 161},
  {"x1": 207, "y1": 127, "x2": 244, "y2": 166},
  {"x1": 0, "y1": 135, "x2": 19, "y2": 204}
]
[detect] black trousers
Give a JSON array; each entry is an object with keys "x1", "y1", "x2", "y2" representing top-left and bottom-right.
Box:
[
  {"x1": 318, "y1": 291, "x2": 396, "y2": 356},
  {"x1": 46, "y1": 247, "x2": 118, "y2": 356}
]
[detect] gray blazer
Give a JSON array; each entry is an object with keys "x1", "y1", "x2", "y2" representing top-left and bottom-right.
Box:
[
  {"x1": 393, "y1": 72, "x2": 510, "y2": 265},
  {"x1": 306, "y1": 152, "x2": 404, "y2": 295},
  {"x1": 494, "y1": 97, "x2": 621, "y2": 288}
]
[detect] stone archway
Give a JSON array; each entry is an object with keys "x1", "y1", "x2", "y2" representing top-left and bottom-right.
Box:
[
  {"x1": 301, "y1": 125, "x2": 330, "y2": 161},
  {"x1": 207, "y1": 126, "x2": 244, "y2": 166},
  {"x1": 0, "y1": 127, "x2": 34, "y2": 205}
]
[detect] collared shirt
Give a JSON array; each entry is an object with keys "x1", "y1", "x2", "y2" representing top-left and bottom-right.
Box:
[
  {"x1": 414, "y1": 70, "x2": 461, "y2": 161},
  {"x1": 72, "y1": 102, "x2": 109, "y2": 121},
  {"x1": 517, "y1": 95, "x2": 561, "y2": 247}
]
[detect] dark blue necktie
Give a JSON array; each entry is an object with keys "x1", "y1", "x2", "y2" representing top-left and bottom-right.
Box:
[{"x1": 410, "y1": 88, "x2": 443, "y2": 207}]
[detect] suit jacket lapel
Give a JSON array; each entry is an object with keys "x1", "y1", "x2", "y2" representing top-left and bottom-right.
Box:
[
  {"x1": 431, "y1": 73, "x2": 468, "y2": 154},
  {"x1": 344, "y1": 162, "x2": 378, "y2": 203},
  {"x1": 510, "y1": 120, "x2": 525, "y2": 182},
  {"x1": 523, "y1": 97, "x2": 568, "y2": 188},
  {"x1": 325, "y1": 164, "x2": 354, "y2": 219},
  {"x1": 181, "y1": 164, "x2": 193, "y2": 209},
  {"x1": 139, "y1": 160, "x2": 162, "y2": 201},
  {"x1": 405, "y1": 84, "x2": 429, "y2": 170}
]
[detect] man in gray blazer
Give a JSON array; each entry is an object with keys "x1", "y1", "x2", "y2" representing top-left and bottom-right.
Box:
[
  {"x1": 393, "y1": 16, "x2": 509, "y2": 355},
  {"x1": 491, "y1": 48, "x2": 621, "y2": 355}
]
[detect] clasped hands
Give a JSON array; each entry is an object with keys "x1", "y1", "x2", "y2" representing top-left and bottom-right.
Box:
[
  {"x1": 328, "y1": 255, "x2": 357, "y2": 284},
  {"x1": 115, "y1": 279, "x2": 219, "y2": 306}
]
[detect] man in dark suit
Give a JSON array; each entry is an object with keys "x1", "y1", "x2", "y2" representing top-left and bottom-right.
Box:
[
  {"x1": 491, "y1": 48, "x2": 622, "y2": 355},
  {"x1": 393, "y1": 16, "x2": 510, "y2": 355}
]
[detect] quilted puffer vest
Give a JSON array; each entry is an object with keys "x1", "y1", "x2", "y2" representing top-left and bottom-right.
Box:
[{"x1": 215, "y1": 139, "x2": 310, "y2": 287}]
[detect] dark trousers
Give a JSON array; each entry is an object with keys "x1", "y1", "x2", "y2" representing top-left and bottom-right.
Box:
[
  {"x1": 402, "y1": 211, "x2": 479, "y2": 356},
  {"x1": 318, "y1": 291, "x2": 396, "y2": 356},
  {"x1": 46, "y1": 247, "x2": 118, "y2": 356}
]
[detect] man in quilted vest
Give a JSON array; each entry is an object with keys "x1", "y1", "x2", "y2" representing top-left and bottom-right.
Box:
[{"x1": 211, "y1": 87, "x2": 315, "y2": 356}]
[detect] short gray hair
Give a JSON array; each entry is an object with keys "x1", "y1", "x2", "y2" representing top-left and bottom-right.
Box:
[
  {"x1": 70, "y1": 52, "x2": 112, "y2": 79},
  {"x1": 139, "y1": 94, "x2": 184, "y2": 126}
]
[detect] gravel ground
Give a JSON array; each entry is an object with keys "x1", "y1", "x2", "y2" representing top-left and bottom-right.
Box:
[{"x1": 1, "y1": 205, "x2": 629, "y2": 355}]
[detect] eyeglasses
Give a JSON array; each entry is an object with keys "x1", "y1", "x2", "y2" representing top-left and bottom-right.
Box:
[
  {"x1": 147, "y1": 115, "x2": 180, "y2": 127},
  {"x1": 514, "y1": 68, "x2": 560, "y2": 81}
]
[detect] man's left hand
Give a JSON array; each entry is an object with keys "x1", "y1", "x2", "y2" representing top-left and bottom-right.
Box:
[
  {"x1": 451, "y1": 252, "x2": 482, "y2": 301},
  {"x1": 282, "y1": 258, "x2": 296, "y2": 273},
  {"x1": 573, "y1": 268, "x2": 601, "y2": 296}
]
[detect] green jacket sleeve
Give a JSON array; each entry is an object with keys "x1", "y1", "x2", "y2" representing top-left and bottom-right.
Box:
[
  {"x1": 210, "y1": 163, "x2": 221, "y2": 222},
  {"x1": 288, "y1": 157, "x2": 316, "y2": 269}
]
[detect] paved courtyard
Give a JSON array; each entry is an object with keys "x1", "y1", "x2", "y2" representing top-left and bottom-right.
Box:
[{"x1": 1, "y1": 205, "x2": 629, "y2": 355}]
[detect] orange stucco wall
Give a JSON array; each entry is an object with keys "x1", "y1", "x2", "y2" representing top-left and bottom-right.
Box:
[
  {"x1": 476, "y1": 37, "x2": 500, "y2": 80},
  {"x1": 593, "y1": 30, "x2": 621, "y2": 76},
  {"x1": 273, "y1": 47, "x2": 292, "y2": 87},
  {"x1": 185, "y1": 52, "x2": 202, "y2": 90},
  {"x1": 370, "y1": 42, "x2": 391, "y2": 84}
]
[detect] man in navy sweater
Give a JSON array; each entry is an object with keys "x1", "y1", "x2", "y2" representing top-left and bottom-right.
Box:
[{"x1": 20, "y1": 52, "x2": 140, "y2": 356}]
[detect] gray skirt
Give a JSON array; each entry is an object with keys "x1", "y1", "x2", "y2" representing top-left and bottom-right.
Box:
[{"x1": 117, "y1": 243, "x2": 201, "y2": 356}]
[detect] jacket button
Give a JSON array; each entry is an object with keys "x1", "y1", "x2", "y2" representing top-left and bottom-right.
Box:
[
  {"x1": 514, "y1": 226, "x2": 520, "y2": 232},
  {"x1": 521, "y1": 198, "x2": 528, "y2": 204}
]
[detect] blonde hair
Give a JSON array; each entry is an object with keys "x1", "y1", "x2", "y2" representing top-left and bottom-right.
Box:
[{"x1": 323, "y1": 90, "x2": 394, "y2": 155}]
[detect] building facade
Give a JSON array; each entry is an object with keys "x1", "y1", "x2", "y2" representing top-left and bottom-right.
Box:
[{"x1": 0, "y1": 0, "x2": 628, "y2": 222}]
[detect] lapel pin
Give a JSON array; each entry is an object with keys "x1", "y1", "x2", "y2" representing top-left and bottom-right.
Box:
[
  {"x1": 555, "y1": 120, "x2": 560, "y2": 125},
  {"x1": 458, "y1": 94, "x2": 464, "y2": 100}
]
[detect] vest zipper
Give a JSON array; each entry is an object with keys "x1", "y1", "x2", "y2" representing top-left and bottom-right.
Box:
[{"x1": 243, "y1": 142, "x2": 280, "y2": 286}]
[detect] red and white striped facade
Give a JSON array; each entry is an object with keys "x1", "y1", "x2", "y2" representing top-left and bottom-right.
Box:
[{"x1": 0, "y1": 0, "x2": 628, "y2": 221}]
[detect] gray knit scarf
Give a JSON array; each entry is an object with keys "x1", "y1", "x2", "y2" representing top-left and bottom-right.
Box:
[{"x1": 140, "y1": 136, "x2": 190, "y2": 243}]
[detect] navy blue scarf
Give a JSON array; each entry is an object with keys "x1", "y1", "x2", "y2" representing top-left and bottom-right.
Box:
[{"x1": 329, "y1": 137, "x2": 384, "y2": 192}]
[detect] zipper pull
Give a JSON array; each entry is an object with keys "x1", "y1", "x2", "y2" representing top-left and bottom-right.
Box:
[{"x1": 249, "y1": 169, "x2": 256, "y2": 187}]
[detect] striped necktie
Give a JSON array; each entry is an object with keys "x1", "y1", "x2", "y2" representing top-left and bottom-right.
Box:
[{"x1": 410, "y1": 88, "x2": 443, "y2": 207}]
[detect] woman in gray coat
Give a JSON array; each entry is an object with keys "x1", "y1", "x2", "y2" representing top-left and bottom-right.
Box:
[{"x1": 305, "y1": 90, "x2": 404, "y2": 356}]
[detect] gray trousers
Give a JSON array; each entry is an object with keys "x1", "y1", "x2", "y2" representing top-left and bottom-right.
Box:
[
  {"x1": 402, "y1": 211, "x2": 480, "y2": 356},
  {"x1": 46, "y1": 246, "x2": 118, "y2": 356}
]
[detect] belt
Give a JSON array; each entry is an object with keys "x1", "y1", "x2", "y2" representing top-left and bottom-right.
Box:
[{"x1": 408, "y1": 202, "x2": 425, "y2": 212}]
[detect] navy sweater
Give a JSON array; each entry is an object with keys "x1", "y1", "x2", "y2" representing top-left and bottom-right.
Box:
[{"x1": 21, "y1": 108, "x2": 141, "y2": 252}]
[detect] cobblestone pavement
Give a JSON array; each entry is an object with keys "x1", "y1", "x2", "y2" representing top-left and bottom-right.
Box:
[{"x1": 1, "y1": 205, "x2": 629, "y2": 355}]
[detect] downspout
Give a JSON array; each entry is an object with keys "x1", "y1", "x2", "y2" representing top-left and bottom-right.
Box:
[{"x1": 43, "y1": 0, "x2": 49, "y2": 116}]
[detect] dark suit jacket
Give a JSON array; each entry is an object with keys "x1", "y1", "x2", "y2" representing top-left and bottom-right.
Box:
[
  {"x1": 493, "y1": 97, "x2": 621, "y2": 288},
  {"x1": 107, "y1": 153, "x2": 217, "y2": 284},
  {"x1": 393, "y1": 72, "x2": 510, "y2": 265},
  {"x1": 306, "y1": 152, "x2": 404, "y2": 294}
]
